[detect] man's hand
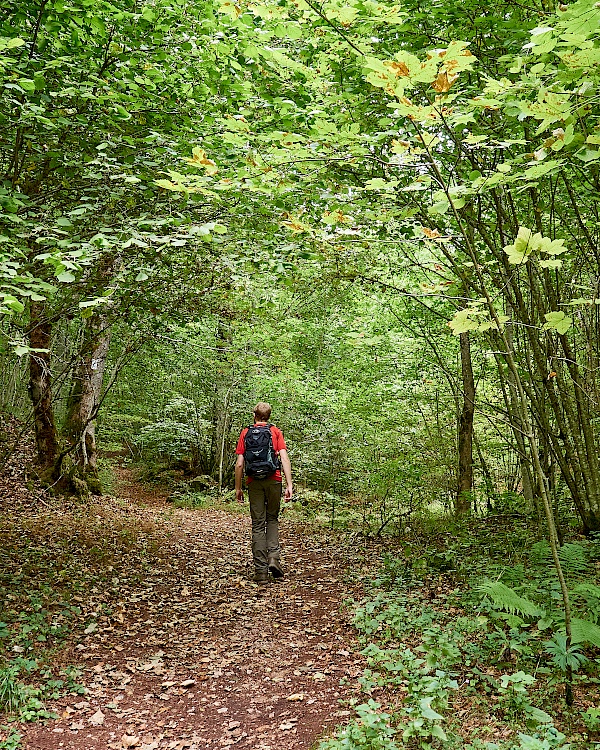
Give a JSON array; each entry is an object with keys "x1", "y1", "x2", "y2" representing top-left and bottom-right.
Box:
[
  {"x1": 234, "y1": 454, "x2": 245, "y2": 504},
  {"x1": 279, "y1": 450, "x2": 293, "y2": 502}
]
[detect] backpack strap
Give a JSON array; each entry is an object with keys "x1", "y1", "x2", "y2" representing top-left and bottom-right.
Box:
[{"x1": 243, "y1": 423, "x2": 273, "y2": 446}]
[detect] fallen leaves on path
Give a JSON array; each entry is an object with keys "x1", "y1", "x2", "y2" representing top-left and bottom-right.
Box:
[{"x1": 2, "y1": 465, "x2": 368, "y2": 750}]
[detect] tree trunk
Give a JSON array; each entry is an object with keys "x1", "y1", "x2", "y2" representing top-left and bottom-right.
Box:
[
  {"x1": 456, "y1": 331, "x2": 475, "y2": 515},
  {"x1": 28, "y1": 302, "x2": 59, "y2": 468},
  {"x1": 63, "y1": 313, "x2": 111, "y2": 492},
  {"x1": 474, "y1": 435, "x2": 494, "y2": 512}
]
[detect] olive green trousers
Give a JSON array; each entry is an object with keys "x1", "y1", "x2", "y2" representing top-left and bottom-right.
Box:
[{"x1": 248, "y1": 479, "x2": 282, "y2": 572}]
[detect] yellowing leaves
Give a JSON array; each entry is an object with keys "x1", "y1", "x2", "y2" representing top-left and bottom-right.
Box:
[
  {"x1": 431, "y1": 71, "x2": 459, "y2": 93},
  {"x1": 322, "y1": 209, "x2": 354, "y2": 224},
  {"x1": 504, "y1": 227, "x2": 535, "y2": 265},
  {"x1": 281, "y1": 214, "x2": 311, "y2": 233},
  {"x1": 324, "y1": 1, "x2": 359, "y2": 27},
  {"x1": 367, "y1": 1, "x2": 405, "y2": 23},
  {"x1": 559, "y1": 47, "x2": 600, "y2": 70},
  {"x1": 224, "y1": 114, "x2": 251, "y2": 133},
  {"x1": 436, "y1": 41, "x2": 475, "y2": 74},
  {"x1": 364, "y1": 42, "x2": 475, "y2": 98},
  {"x1": 448, "y1": 309, "x2": 480, "y2": 335},
  {"x1": 362, "y1": 177, "x2": 398, "y2": 191},
  {"x1": 520, "y1": 90, "x2": 572, "y2": 134},
  {"x1": 279, "y1": 132, "x2": 306, "y2": 147},
  {"x1": 154, "y1": 178, "x2": 179, "y2": 191},
  {"x1": 385, "y1": 59, "x2": 412, "y2": 78},
  {"x1": 186, "y1": 147, "x2": 218, "y2": 175},
  {"x1": 390, "y1": 138, "x2": 411, "y2": 154},
  {"x1": 429, "y1": 42, "x2": 474, "y2": 91},
  {"x1": 248, "y1": 2, "x2": 288, "y2": 20},
  {"x1": 216, "y1": 0, "x2": 242, "y2": 18}
]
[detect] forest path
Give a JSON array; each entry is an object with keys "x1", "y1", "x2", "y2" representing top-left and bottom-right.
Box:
[{"x1": 21, "y1": 468, "x2": 367, "y2": 750}]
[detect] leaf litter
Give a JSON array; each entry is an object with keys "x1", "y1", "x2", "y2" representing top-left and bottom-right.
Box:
[{"x1": 1, "y1": 455, "x2": 367, "y2": 750}]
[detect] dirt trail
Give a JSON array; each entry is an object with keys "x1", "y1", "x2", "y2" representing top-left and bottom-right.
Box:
[{"x1": 20, "y1": 470, "x2": 367, "y2": 750}]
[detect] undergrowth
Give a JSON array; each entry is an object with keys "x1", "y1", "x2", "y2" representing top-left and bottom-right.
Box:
[
  {"x1": 320, "y1": 520, "x2": 600, "y2": 750},
  {"x1": 0, "y1": 727, "x2": 22, "y2": 750}
]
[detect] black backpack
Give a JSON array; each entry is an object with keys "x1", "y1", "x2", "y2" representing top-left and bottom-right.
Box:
[{"x1": 243, "y1": 423, "x2": 280, "y2": 479}]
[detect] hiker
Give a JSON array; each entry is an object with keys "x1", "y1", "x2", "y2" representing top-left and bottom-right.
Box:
[{"x1": 235, "y1": 402, "x2": 293, "y2": 586}]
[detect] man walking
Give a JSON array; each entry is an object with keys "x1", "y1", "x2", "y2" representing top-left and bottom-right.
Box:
[{"x1": 235, "y1": 402, "x2": 293, "y2": 586}]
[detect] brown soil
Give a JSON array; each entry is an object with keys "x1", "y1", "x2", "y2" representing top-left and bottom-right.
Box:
[{"x1": 2, "y1": 452, "x2": 368, "y2": 750}]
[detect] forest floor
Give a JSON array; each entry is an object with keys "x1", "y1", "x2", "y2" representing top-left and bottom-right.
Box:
[
  {"x1": 3, "y1": 421, "x2": 600, "y2": 750},
  {"x1": 0, "y1": 425, "x2": 370, "y2": 750}
]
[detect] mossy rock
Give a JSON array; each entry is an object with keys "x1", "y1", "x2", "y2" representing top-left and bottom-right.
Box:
[
  {"x1": 187, "y1": 475, "x2": 217, "y2": 491},
  {"x1": 85, "y1": 475, "x2": 103, "y2": 496},
  {"x1": 71, "y1": 476, "x2": 90, "y2": 499}
]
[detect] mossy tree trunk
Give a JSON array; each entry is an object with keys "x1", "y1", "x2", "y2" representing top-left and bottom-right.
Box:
[
  {"x1": 28, "y1": 302, "x2": 60, "y2": 470},
  {"x1": 62, "y1": 313, "x2": 111, "y2": 494}
]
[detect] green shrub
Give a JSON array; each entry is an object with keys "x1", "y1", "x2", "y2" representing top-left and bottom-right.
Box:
[
  {"x1": 0, "y1": 727, "x2": 22, "y2": 750},
  {"x1": 0, "y1": 667, "x2": 26, "y2": 715},
  {"x1": 318, "y1": 701, "x2": 400, "y2": 750}
]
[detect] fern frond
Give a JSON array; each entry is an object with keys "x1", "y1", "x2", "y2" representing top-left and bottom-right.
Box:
[
  {"x1": 530, "y1": 540, "x2": 551, "y2": 567},
  {"x1": 558, "y1": 542, "x2": 590, "y2": 575},
  {"x1": 571, "y1": 618, "x2": 600, "y2": 647},
  {"x1": 571, "y1": 583, "x2": 600, "y2": 625},
  {"x1": 572, "y1": 582, "x2": 600, "y2": 599},
  {"x1": 478, "y1": 581, "x2": 542, "y2": 618}
]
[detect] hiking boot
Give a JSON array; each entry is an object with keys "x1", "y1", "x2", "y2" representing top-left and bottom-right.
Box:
[
  {"x1": 254, "y1": 570, "x2": 269, "y2": 586},
  {"x1": 268, "y1": 556, "x2": 284, "y2": 579}
]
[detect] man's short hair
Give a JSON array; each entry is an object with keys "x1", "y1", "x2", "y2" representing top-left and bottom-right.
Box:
[{"x1": 254, "y1": 402, "x2": 272, "y2": 421}]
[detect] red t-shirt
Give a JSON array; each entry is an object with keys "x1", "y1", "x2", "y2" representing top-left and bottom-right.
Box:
[{"x1": 236, "y1": 422, "x2": 286, "y2": 482}]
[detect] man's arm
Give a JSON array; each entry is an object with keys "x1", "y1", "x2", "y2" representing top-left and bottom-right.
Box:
[
  {"x1": 279, "y1": 449, "x2": 293, "y2": 501},
  {"x1": 235, "y1": 454, "x2": 245, "y2": 503}
]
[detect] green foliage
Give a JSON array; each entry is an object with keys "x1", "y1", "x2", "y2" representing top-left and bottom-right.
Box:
[
  {"x1": 331, "y1": 518, "x2": 600, "y2": 750},
  {"x1": 557, "y1": 544, "x2": 591, "y2": 576},
  {"x1": 571, "y1": 583, "x2": 600, "y2": 624},
  {"x1": 139, "y1": 419, "x2": 200, "y2": 464},
  {"x1": 543, "y1": 635, "x2": 586, "y2": 673},
  {"x1": 318, "y1": 700, "x2": 400, "y2": 750},
  {"x1": 466, "y1": 727, "x2": 571, "y2": 750},
  {"x1": 497, "y1": 672, "x2": 552, "y2": 725},
  {"x1": 104, "y1": 290, "x2": 458, "y2": 515},
  {"x1": 529, "y1": 540, "x2": 596, "y2": 581},
  {"x1": 569, "y1": 618, "x2": 600, "y2": 648},
  {"x1": 0, "y1": 665, "x2": 54, "y2": 722},
  {"x1": 170, "y1": 490, "x2": 245, "y2": 516},
  {"x1": 510, "y1": 728, "x2": 571, "y2": 750},
  {"x1": 581, "y1": 706, "x2": 600, "y2": 732},
  {"x1": 0, "y1": 667, "x2": 26, "y2": 715},
  {"x1": 478, "y1": 576, "x2": 600, "y2": 648},
  {"x1": 3, "y1": 0, "x2": 600, "y2": 741},
  {"x1": 349, "y1": 589, "x2": 459, "y2": 746},
  {"x1": 0, "y1": 728, "x2": 22, "y2": 750},
  {"x1": 96, "y1": 459, "x2": 116, "y2": 496},
  {"x1": 478, "y1": 581, "x2": 543, "y2": 619},
  {"x1": 135, "y1": 397, "x2": 211, "y2": 468}
]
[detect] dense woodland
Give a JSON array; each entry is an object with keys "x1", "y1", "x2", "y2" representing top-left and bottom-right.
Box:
[{"x1": 2, "y1": 0, "x2": 600, "y2": 748}]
